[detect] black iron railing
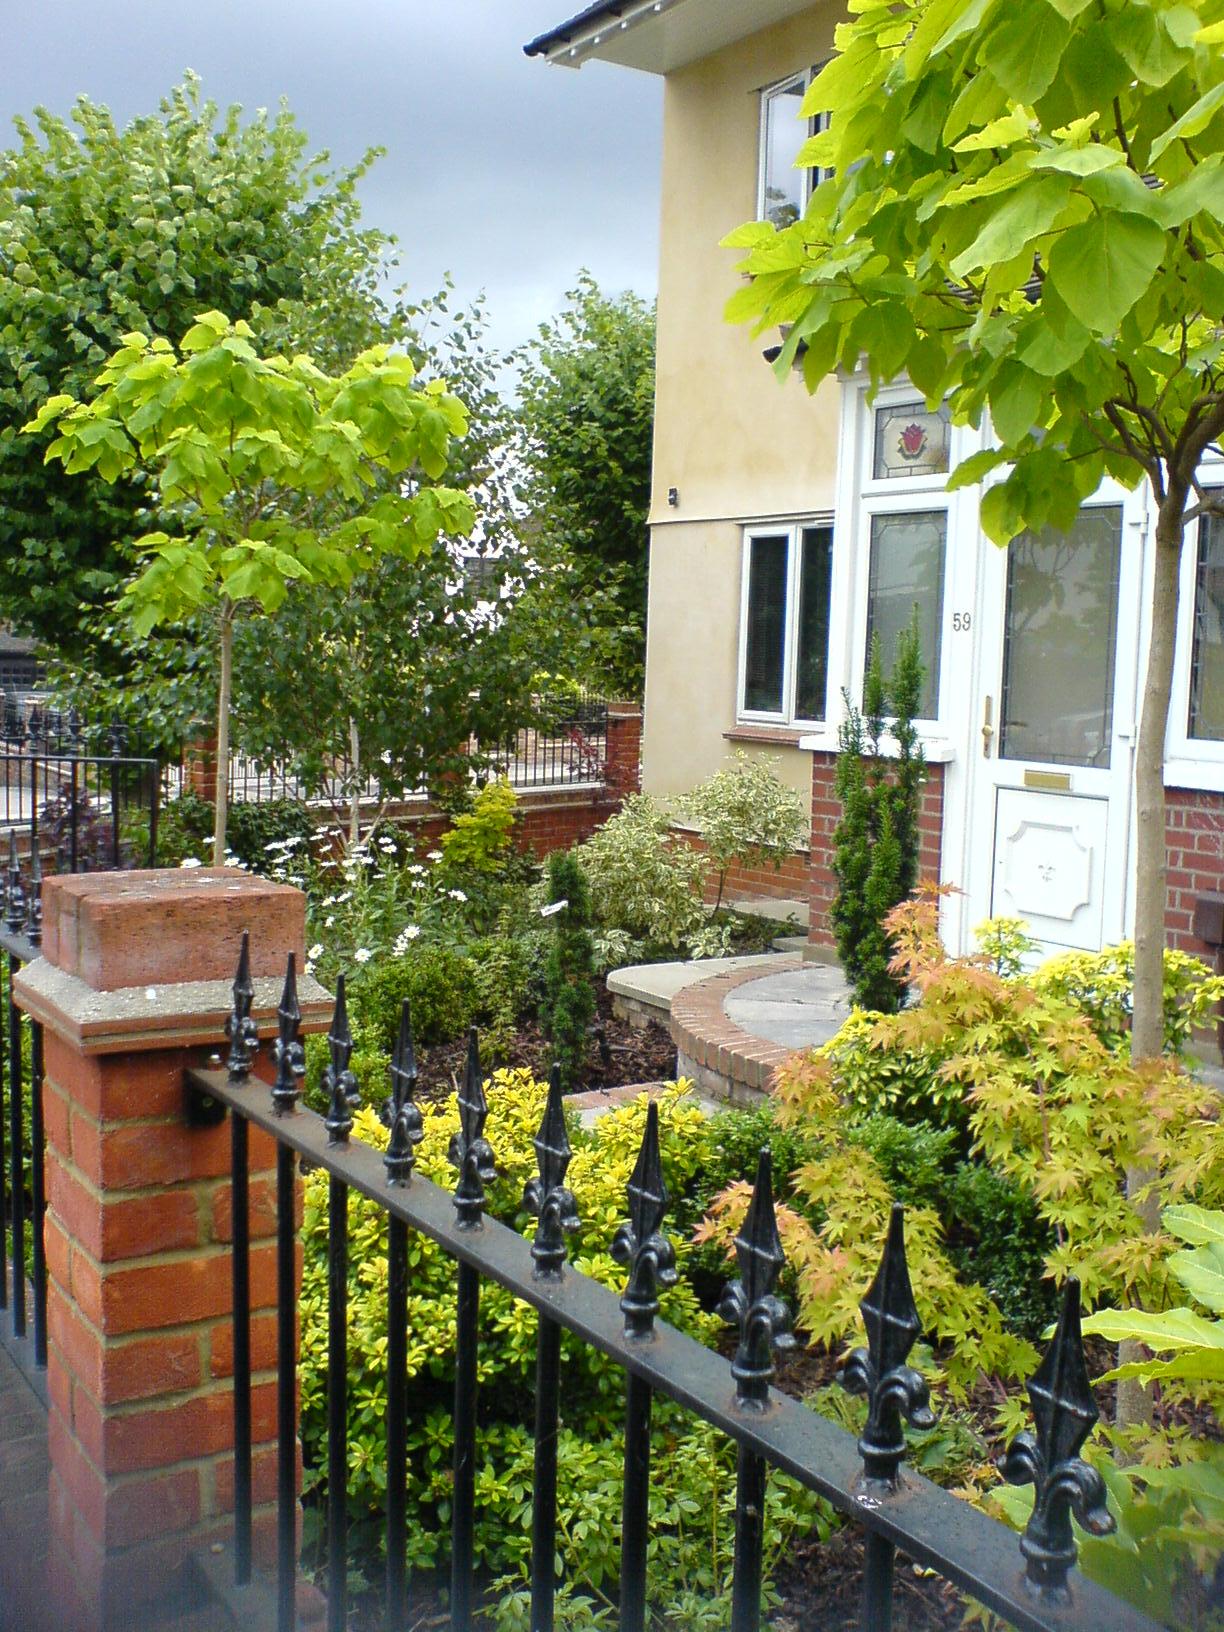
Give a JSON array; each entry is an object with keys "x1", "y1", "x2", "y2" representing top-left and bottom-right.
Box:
[
  {"x1": 0, "y1": 704, "x2": 160, "y2": 869},
  {"x1": 184, "y1": 940, "x2": 1163, "y2": 1632},
  {"x1": 0, "y1": 835, "x2": 47, "y2": 1385}
]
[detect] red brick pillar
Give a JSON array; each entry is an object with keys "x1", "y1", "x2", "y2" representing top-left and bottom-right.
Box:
[
  {"x1": 604, "y1": 702, "x2": 643, "y2": 800},
  {"x1": 184, "y1": 732, "x2": 219, "y2": 804},
  {"x1": 14, "y1": 870, "x2": 330, "y2": 1631}
]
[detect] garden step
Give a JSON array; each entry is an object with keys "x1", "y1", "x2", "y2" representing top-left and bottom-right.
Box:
[
  {"x1": 727, "y1": 895, "x2": 809, "y2": 928},
  {"x1": 607, "y1": 952, "x2": 787, "y2": 1028}
]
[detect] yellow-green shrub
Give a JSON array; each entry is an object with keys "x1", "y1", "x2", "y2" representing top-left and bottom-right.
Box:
[{"x1": 298, "y1": 1073, "x2": 828, "y2": 1623}]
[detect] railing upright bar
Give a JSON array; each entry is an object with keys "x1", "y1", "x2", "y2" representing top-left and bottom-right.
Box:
[
  {"x1": 722, "y1": 1152, "x2": 792, "y2": 1632},
  {"x1": 231, "y1": 1113, "x2": 253, "y2": 1586},
  {"x1": 0, "y1": 945, "x2": 7, "y2": 1314},
  {"x1": 148, "y1": 759, "x2": 160, "y2": 868},
  {"x1": 450, "y1": 1262, "x2": 479, "y2": 1632},
  {"x1": 325, "y1": 1174, "x2": 348, "y2": 1632},
  {"x1": 8, "y1": 949, "x2": 25, "y2": 1337},
  {"x1": 385, "y1": 1216, "x2": 408, "y2": 1630},
  {"x1": 614, "y1": 1102, "x2": 673, "y2": 1632},
  {"x1": 863, "y1": 1534, "x2": 897, "y2": 1632},
  {"x1": 29, "y1": 1019, "x2": 46, "y2": 1368},
  {"x1": 530, "y1": 1316, "x2": 562, "y2": 1632},
  {"x1": 275, "y1": 1139, "x2": 296, "y2": 1632},
  {"x1": 69, "y1": 760, "x2": 78, "y2": 873}
]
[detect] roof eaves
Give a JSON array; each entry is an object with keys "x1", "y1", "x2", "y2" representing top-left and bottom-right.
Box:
[{"x1": 524, "y1": 2, "x2": 629, "y2": 58}]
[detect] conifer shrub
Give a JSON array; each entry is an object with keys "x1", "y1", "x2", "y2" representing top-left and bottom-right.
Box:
[
  {"x1": 540, "y1": 850, "x2": 596, "y2": 1090},
  {"x1": 830, "y1": 620, "x2": 925, "y2": 1011}
]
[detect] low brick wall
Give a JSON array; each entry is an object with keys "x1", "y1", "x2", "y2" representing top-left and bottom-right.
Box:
[
  {"x1": 672, "y1": 828, "x2": 811, "y2": 909},
  {"x1": 669, "y1": 958, "x2": 802, "y2": 1103}
]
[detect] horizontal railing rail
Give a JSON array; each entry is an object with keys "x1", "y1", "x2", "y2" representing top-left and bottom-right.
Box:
[{"x1": 183, "y1": 939, "x2": 1165, "y2": 1632}]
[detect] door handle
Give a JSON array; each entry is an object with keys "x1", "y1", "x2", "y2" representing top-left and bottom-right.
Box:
[{"x1": 982, "y1": 695, "x2": 994, "y2": 759}]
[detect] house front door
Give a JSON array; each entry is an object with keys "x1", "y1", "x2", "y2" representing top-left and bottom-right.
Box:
[{"x1": 963, "y1": 497, "x2": 1144, "y2": 957}]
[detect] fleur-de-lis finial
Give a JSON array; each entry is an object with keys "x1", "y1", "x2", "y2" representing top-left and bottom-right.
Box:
[
  {"x1": 448, "y1": 1029, "x2": 496, "y2": 1227},
  {"x1": 718, "y1": 1149, "x2": 794, "y2": 1408},
  {"x1": 523, "y1": 1065, "x2": 580, "y2": 1279},
  {"x1": 841, "y1": 1203, "x2": 935, "y2": 1489},
  {"x1": 225, "y1": 931, "x2": 259, "y2": 1082},
  {"x1": 612, "y1": 1101, "x2": 676, "y2": 1336},
  {"x1": 1004, "y1": 1278, "x2": 1114, "y2": 1603},
  {"x1": 323, "y1": 973, "x2": 360, "y2": 1144},
  {"x1": 384, "y1": 1001, "x2": 424, "y2": 1186},
  {"x1": 24, "y1": 835, "x2": 41, "y2": 948},
  {"x1": 6, "y1": 831, "x2": 26, "y2": 933},
  {"x1": 270, "y1": 953, "x2": 305, "y2": 1114}
]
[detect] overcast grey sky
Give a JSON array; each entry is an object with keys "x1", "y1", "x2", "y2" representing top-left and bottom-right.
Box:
[{"x1": 4, "y1": 0, "x2": 662, "y2": 358}]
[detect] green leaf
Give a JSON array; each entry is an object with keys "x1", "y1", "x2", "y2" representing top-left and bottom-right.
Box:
[
  {"x1": 1080, "y1": 1304, "x2": 1224, "y2": 1351},
  {"x1": 1168, "y1": 1243, "x2": 1224, "y2": 1313},
  {"x1": 1029, "y1": 144, "x2": 1125, "y2": 177},
  {"x1": 981, "y1": 1, "x2": 1071, "y2": 101},
  {"x1": 1154, "y1": 156, "x2": 1224, "y2": 228},
  {"x1": 989, "y1": 364, "x2": 1045, "y2": 443},
  {"x1": 949, "y1": 176, "x2": 1070, "y2": 278},
  {"x1": 1045, "y1": 212, "x2": 1165, "y2": 334},
  {"x1": 1149, "y1": 81, "x2": 1224, "y2": 163},
  {"x1": 1164, "y1": 1204, "x2": 1224, "y2": 1248},
  {"x1": 1111, "y1": 4, "x2": 1194, "y2": 86}
]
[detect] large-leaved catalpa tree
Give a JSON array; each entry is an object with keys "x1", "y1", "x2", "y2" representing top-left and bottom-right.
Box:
[
  {"x1": 726, "y1": 0, "x2": 1224, "y2": 1074},
  {"x1": 25, "y1": 312, "x2": 473, "y2": 862}
]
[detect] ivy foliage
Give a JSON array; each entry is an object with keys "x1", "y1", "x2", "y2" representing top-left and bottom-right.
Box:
[
  {"x1": 298, "y1": 1078, "x2": 830, "y2": 1625},
  {"x1": 831, "y1": 622, "x2": 926, "y2": 1012},
  {"x1": 0, "y1": 76, "x2": 395, "y2": 658}
]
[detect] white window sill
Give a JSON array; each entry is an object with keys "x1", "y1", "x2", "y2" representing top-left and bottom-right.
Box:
[
  {"x1": 1162, "y1": 755, "x2": 1224, "y2": 794},
  {"x1": 797, "y1": 729, "x2": 957, "y2": 764}
]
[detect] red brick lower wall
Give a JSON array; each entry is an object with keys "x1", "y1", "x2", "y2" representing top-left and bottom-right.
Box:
[
  {"x1": 672, "y1": 829, "x2": 811, "y2": 907},
  {"x1": 1165, "y1": 787, "x2": 1224, "y2": 954},
  {"x1": 362, "y1": 787, "x2": 621, "y2": 864},
  {"x1": 808, "y1": 753, "x2": 946, "y2": 950},
  {"x1": 807, "y1": 757, "x2": 1224, "y2": 958}
]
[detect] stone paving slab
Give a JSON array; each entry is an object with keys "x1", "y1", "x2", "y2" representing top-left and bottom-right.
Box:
[
  {"x1": 724, "y1": 964, "x2": 852, "y2": 1050},
  {"x1": 607, "y1": 952, "x2": 788, "y2": 1012},
  {"x1": 727, "y1": 896, "x2": 809, "y2": 927}
]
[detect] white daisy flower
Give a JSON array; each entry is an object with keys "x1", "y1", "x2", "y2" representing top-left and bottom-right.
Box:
[
  {"x1": 448, "y1": 889, "x2": 467, "y2": 903},
  {"x1": 354, "y1": 947, "x2": 373, "y2": 965},
  {"x1": 179, "y1": 857, "x2": 203, "y2": 869}
]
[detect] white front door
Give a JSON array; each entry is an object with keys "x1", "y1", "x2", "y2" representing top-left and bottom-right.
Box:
[{"x1": 963, "y1": 498, "x2": 1144, "y2": 957}]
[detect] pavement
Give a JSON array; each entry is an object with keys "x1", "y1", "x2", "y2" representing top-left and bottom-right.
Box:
[{"x1": 723, "y1": 962, "x2": 852, "y2": 1049}]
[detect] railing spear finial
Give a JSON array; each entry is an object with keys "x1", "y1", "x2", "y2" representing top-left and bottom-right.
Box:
[
  {"x1": 449, "y1": 1028, "x2": 496, "y2": 1227},
  {"x1": 323, "y1": 972, "x2": 360, "y2": 1145},
  {"x1": 225, "y1": 931, "x2": 259, "y2": 1083},
  {"x1": 270, "y1": 953, "x2": 305, "y2": 1114},
  {"x1": 524, "y1": 1064, "x2": 579, "y2": 1279},
  {"x1": 613, "y1": 1100, "x2": 676, "y2": 1336},
  {"x1": 718, "y1": 1148, "x2": 794, "y2": 1408},
  {"x1": 5, "y1": 830, "x2": 26, "y2": 934},
  {"x1": 842, "y1": 1203, "x2": 935, "y2": 1489},
  {"x1": 24, "y1": 834, "x2": 41, "y2": 947},
  {"x1": 384, "y1": 1000, "x2": 423, "y2": 1185},
  {"x1": 1004, "y1": 1277, "x2": 1114, "y2": 1604}
]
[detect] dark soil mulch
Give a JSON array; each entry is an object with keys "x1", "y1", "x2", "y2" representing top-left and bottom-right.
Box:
[{"x1": 408, "y1": 984, "x2": 677, "y2": 1104}]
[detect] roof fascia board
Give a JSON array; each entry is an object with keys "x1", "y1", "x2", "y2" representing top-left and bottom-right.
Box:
[{"x1": 526, "y1": 0, "x2": 682, "y2": 70}]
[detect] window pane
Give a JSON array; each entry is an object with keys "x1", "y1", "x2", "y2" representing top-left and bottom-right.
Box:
[
  {"x1": 743, "y1": 534, "x2": 788, "y2": 713},
  {"x1": 795, "y1": 525, "x2": 833, "y2": 720},
  {"x1": 999, "y1": 507, "x2": 1122, "y2": 768},
  {"x1": 1190, "y1": 509, "x2": 1224, "y2": 740},
  {"x1": 873, "y1": 401, "x2": 951, "y2": 479},
  {"x1": 761, "y1": 77, "x2": 807, "y2": 228},
  {"x1": 865, "y1": 511, "x2": 945, "y2": 717}
]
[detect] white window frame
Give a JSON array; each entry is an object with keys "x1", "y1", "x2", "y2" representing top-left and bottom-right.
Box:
[
  {"x1": 1164, "y1": 450, "x2": 1224, "y2": 788},
  {"x1": 757, "y1": 69, "x2": 829, "y2": 226},
  {"x1": 736, "y1": 517, "x2": 835, "y2": 727}
]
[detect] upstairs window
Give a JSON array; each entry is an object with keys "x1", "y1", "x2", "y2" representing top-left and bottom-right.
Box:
[
  {"x1": 758, "y1": 72, "x2": 828, "y2": 229},
  {"x1": 740, "y1": 522, "x2": 834, "y2": 722}
]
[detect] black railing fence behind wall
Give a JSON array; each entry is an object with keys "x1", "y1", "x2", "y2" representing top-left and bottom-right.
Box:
[{"x1": 178, "y1": 938, "x2": 1165, "y2": 1632}]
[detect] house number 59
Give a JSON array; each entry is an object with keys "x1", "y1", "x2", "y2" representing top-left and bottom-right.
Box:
[{"x1": 952, "y1": 612, "x2": 972, "y2": 631}]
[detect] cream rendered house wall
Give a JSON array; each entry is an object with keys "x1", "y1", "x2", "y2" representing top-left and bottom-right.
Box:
[{"x1": 642, "y1": 3, "x2": 840, "y2": 803}]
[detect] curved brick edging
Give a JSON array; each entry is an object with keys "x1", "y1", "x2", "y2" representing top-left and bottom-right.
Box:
[{"x1": 669, "y1": 956, "x2": 804, "y2": 1104}]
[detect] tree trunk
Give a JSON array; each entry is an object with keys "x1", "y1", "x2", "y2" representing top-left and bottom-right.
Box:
[
  {"x1": 348, "y1": 716, "x2": 361, "y2": 851},
  {"x1": 1117, "y1": 493, "x2": 1185, "y2": 1430},
  {"x1": 213, "y1": 601, "x2": 234, "y2": 867}
]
